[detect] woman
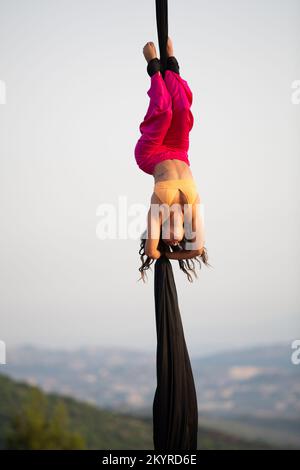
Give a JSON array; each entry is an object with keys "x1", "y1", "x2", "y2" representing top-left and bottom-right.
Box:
[{"x1": 135, "y1": 38, "x2": 208, "y2": 281}]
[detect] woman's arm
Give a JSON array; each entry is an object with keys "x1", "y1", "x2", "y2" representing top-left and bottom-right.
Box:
[
  {"x1": 183, "y1": 194, "x2": 205, "y2": 251},
  {"x1": 144, "y1": 194, "x2": 162, "y2": 259},
  {"x1": 166, "y1": 195, "x2": 205, "y2": 260},
  {"x1": 165, "y1": 248, "x2": 203, "y2": 260}
]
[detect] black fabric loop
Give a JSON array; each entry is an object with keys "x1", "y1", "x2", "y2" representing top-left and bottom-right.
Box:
[
  {"x1": 147, "y1": 57, "x2": 162, "y2": 77},
  {"x1": 166, "y1": 56, "x2": 180, "y2": 75}
]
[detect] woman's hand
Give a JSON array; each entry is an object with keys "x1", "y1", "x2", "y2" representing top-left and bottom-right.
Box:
[
  {"x1": 165, "y1": 248, "x2": 204, "y2": 261},
  {"x1": 146, "y1": 248, "x2": 162, "y2": 259}
]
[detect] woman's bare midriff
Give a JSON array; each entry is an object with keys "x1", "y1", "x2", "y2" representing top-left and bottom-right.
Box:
[{"x1": 153, "y1": 159, "x2": 194, "y2": 183}]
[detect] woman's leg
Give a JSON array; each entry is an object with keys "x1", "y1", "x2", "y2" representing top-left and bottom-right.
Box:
[
  {"x1": 139, "y1": 70, "x2": 172, "y2": 145},
  {"x1": 134, "y1": 60, "x2": 173, "y2": 174},
  {"x1": 162, "y1": 57, "x2": 194, "y2": 152}
]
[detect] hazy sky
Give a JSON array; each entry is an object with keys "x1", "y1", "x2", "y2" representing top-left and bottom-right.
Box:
[{"x1": 0, "y1": 0, "x2": 299, "y2": 356}]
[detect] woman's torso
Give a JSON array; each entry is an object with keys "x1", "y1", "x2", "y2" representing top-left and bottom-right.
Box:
[
  {"x1": 153, "y1": 159, "x2": 193, "y2": 182},
  {"x1": 152, "y1": 159, "x2": 197, "y2": 207}
]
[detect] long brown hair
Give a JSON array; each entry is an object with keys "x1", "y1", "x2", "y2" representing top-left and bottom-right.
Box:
[{"x1": 138, "y1": 230, "x2": 210, "y2": 283}]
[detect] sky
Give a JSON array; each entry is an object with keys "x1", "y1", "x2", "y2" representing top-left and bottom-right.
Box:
[{"x1": 0, "y1": 0, "x2": 299, "y2": 357}]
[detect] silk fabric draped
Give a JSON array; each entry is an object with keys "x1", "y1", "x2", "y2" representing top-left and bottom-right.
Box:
[{"x1": 153, "y1": 256, "x2": 198, "y2": 450}]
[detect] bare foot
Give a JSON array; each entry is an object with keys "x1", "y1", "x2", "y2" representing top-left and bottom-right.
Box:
[
  {"x1": 143, "y1": 41, "x2": 158, "y2": 63},
  {"x1": 166, "y1": 36, "x2": 174, "y2": 58}
]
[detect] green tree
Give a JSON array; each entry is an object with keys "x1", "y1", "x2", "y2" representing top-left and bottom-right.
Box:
[{"x1": 5, "y1": 387, "x2": 85, "y2": 449}]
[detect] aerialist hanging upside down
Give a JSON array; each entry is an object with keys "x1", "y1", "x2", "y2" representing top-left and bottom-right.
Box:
[{"x1": 135, "y1": 38, "x2": 209, "y2": 281}]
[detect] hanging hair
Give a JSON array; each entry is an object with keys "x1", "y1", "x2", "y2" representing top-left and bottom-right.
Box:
[{"x1": 138, "y1": 229, "x2": 210, "y2": 283}]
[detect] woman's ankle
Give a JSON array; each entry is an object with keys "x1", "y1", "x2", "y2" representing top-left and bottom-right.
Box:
[
  {"x1": 147, "y1": 58, "x2": 162, "y2": 77},
  {"x1": 166, "y1": 56, "x2": 180, "y2": 75}
]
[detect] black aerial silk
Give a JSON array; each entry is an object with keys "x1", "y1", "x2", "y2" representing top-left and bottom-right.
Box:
[
  {"x1": 153, "y1": 256, "x2": 198, "y2": 450},
  {"x1": 151, "y1": 1, "x2": 198, "y2": 450},
  {"x1": 155, "y1": 0, "x2": 168, "y2": 77}
]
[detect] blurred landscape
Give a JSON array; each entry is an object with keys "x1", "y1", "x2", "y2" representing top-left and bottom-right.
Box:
[
  {"x1": 0, "y1": 374, "x2": 278, "y2": 450},
  {"x1": 1, "y1": 343, "x2": 299, "y2": 449}
]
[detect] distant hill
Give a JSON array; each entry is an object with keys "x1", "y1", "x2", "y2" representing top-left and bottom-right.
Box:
[
  {"x1": 2, "y1": 343, "x2": 300, "y2": 447},
  {"x1": 0, "y1": 374, "x2": 275, "y2": 450}
]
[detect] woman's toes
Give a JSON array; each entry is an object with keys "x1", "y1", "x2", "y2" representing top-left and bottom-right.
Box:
[{"x1": 143, "y1": 41, "x2": 158, "y2": 63}]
